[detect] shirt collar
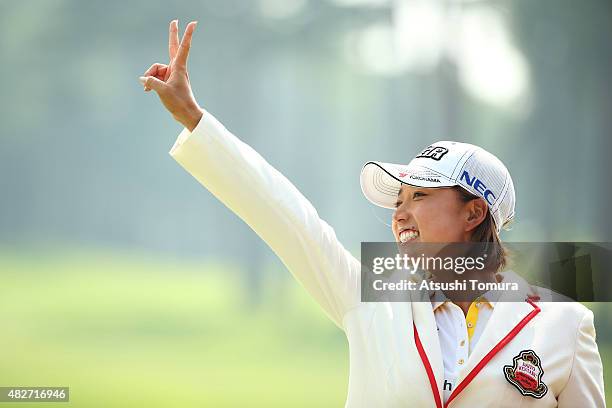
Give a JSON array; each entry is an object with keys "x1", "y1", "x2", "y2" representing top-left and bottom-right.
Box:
[{"x1": 430, "y1": 289, "x2": 496, "y2": 311}]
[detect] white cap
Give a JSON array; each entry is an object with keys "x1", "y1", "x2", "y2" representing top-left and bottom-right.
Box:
[{"x1": 360, "y1": 141, "x2": 515, "y2": 232}]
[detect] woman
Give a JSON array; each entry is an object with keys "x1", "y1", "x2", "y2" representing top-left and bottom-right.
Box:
[{"x1": 140, "y1": 21, "x2": 605, "y2": 407}]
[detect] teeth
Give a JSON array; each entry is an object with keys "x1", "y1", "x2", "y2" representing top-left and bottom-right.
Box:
[{"x1": 399, "y1": 229, "x2": 419, "y2": 243}]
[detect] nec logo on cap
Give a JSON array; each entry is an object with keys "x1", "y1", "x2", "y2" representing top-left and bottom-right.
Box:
[
  {"x1": 460, "y1": 170, "x2": 496, "y2": 205},
  {"x1": 416, "y1": 145, "x2": 448, "y2": 161}
]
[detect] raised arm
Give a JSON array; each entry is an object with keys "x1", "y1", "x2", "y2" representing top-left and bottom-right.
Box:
[{"x1": 140, "y1": 20, "x2": 361, "y2": 329}]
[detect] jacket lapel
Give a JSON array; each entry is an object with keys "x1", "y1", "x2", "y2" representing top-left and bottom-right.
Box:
[
  {"x1": 447, "y1": 271, "x2": 540, "y2": 407},
  {"x1": 456, "y1": 300, "x2": 536, "y2": 383},
  {"x1": 411, "y1": 288, "x2": 444, "y2": 407}
]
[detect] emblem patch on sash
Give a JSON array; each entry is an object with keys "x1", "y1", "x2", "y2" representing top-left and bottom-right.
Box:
[{"x1": 503, "y1": 350, "x2": 548, "y2": 399}]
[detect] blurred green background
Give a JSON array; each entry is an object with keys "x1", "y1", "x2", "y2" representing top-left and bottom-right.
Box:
[
  {"x1": 0, "y1": 249, "x2": 348, "y2": 407},
  {"x1": 1, "y1": 0, "x2": 611, "y2": 406}
]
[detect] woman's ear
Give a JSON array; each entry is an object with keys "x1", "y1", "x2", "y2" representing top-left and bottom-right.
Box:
[{"x1": 464, "y1": 198, "x2": 488, "y2": 232}]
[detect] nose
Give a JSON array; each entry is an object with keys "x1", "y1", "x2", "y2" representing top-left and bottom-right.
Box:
[{"x1": 393, "y1": 201, "x2": 409, "y2": 224}]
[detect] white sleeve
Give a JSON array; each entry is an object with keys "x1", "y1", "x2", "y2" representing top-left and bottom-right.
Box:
[
  {"x1": 169, "y1": 110, "x2": 361, "y2": 330},
  {"x1": 557, "y1": 309, "x2": 606, "y2": 407}
]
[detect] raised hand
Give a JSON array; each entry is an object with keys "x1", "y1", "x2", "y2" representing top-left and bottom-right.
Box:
[{"x1": 140, "y1": 20, "x2": 203, "y2": 131}]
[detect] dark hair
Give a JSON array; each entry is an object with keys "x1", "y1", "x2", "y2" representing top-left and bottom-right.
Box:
[{"x1": 453, "y1": 186, "x2": 508, "y2": 272}]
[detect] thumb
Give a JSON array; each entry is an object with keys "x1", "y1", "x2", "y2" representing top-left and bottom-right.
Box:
[{"x1": 139, "y1": 76, "x2": 167, "y2": 93}]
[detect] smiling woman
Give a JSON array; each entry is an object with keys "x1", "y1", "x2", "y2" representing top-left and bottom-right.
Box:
[
  {"x1": 392, "y1": 184, "x2": 482, "y2": 243},
  {"x1": 140, "y1": 19, "x2": 605, "y2": 408},
  {"x1": 391, "y1": 184, "x2": 507, "y2": 272}
]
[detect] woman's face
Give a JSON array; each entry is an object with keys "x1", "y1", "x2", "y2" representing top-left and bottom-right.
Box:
[{"x1": 392, "y1": 184, "x2": 482, "y2": 243}]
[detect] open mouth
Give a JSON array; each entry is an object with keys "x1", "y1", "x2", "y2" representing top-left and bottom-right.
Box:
[{"x1": 399, "y1": 229, "x2": 420, "y2": 243}]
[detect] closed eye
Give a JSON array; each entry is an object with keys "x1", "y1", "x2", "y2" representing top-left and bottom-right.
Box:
[{"x1": 396, "y1": 192, "x2": 426, "y2": 207}]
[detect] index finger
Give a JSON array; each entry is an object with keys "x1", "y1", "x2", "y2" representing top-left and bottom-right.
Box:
[
  {"x1": 168, "y1": 19, "x2": 179, "y2": 61},
  {"x1": 174, "y1": 21, "x2": 197, "y2": 71}
]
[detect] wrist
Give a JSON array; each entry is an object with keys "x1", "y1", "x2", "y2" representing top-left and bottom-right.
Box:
[{"x1": 176, "y1": 104, "x2": 203, "y2": 132}]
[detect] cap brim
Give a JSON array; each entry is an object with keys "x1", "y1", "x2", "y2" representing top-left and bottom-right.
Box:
[{"x1": 360, "y1": 161, "x2": 457, "y2": 209}]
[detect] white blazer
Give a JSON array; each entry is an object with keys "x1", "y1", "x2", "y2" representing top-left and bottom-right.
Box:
[{"x1": 169, "y1": 110, "x2": 605, "y2": 407}]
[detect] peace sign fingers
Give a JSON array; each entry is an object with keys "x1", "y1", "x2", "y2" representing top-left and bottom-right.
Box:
[{"x1": 140, "y1": 19, "x2": 203, "y2": 132}]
